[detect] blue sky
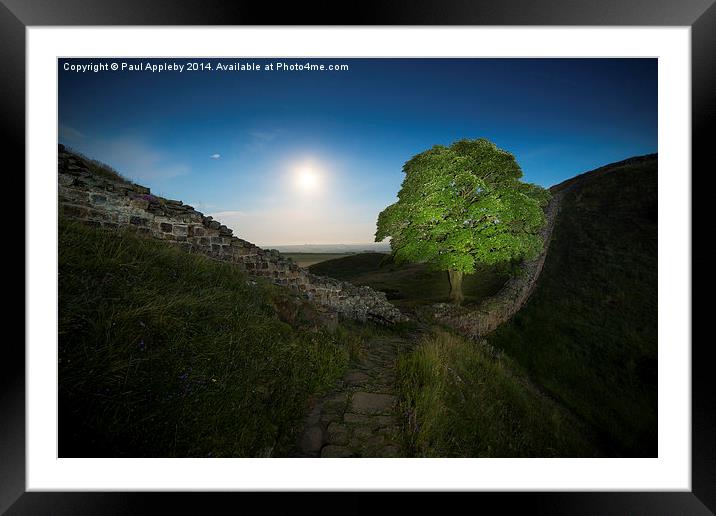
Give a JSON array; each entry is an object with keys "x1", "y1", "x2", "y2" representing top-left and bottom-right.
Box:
[{"x1": 59, "y1": 58, "x2": 657, "y2": 245}]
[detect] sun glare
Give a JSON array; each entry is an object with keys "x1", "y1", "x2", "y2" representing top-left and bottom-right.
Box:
[{"x1": 295, "y1": 166, "x2": 321, "y2": 193}]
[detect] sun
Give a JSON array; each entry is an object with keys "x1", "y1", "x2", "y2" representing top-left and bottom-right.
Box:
[{"x1": 295, "y1": 166, "x2": 321, "y2": 193}]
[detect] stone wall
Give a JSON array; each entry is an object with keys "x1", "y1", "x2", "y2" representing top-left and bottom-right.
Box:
[
  {"x1": 432, "y1": 190, "x2": 564, "y2": 337},
  {"x1": 57, "y1": 145, "x2": 407, "y2": 324}
]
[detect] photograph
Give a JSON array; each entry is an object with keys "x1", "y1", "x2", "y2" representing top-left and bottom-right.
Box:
[{"x1": 57, "y1": 57, "x2": 658, "y2": 459}]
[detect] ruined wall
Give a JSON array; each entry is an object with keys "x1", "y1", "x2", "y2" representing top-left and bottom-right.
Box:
[
  {"x1": 57, "y1": 145, "x2": 407, "y2": 324},
  {"x1": 432, "y1": 190, "x2": 563, "y2": 337}
]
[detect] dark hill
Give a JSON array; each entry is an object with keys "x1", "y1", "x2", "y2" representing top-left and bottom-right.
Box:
[
  {"x1": 309, "y1": 252, "x2": 509, "y2": 309},
  {"x1": 488, "y1": 154, "x2": 658, "y2": 457},
  {"x1": 309, "y1": 252, "x2": 388, "y2": 279}
]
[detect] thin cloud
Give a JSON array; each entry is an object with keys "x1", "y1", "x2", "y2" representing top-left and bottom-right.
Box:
[
  {"x1": 248, "y1": 130, "x2": 280, "y2": 142},
  {"x1": 77, "y1": 136, "x2": 190, "y2": 182},
  {"x1": 210, "y1": 153, "x2": 221, "y2": 160},
  {"x1": 244, "y1": 129, "x2": 283, "y2": 152}
]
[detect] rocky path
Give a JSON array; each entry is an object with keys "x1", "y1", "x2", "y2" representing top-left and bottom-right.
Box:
[{"x1": 294, "y1": 334, "x2": 416, "y2": 458}]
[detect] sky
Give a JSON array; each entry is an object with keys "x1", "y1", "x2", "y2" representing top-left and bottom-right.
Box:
[{"x1": 59, "y1": 58, "x2": 657, "y2": 246}]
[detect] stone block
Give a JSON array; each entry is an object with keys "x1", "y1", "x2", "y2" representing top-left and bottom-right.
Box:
[
  {"x1": 320, "y1": 445, "x2": 353, "y2": 458},
  {"x1": 90, "y1": 193, "x2": 107, "y2": 204},
  {"x1": 326, "y1": 423, "x2": 349, "y2": 446},
  {"x1": 135, "y1": 185, "x2": 151, "y2": 195},
  {"x1": 350, "y1": 392, "x2": 397, "y2": 415},
  {"x1": 299, "y1": 426, "x2": 323, "y2": 454},
  {"x1": 129, "y1": 199, "x2": 150, "y2": 210},
  {"x1": 61, "y1": 204, "x2": 89, "y2": 219}
]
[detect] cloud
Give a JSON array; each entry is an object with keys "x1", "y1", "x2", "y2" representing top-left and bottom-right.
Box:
[
  {"x1": 59, "y1": 124, "x2": 85, "y2": 142},
  {"x1": 248, "y1": 130, "x2": 279, "y2": 142},
  {"x1": 244, "y1": 129, "x2": 282, "y2": 152},
  {"x1": 210, "y1": 154, "x2": 221, "y2": 160},
  {"x1": 78, "y1": 136, "x2": 190, "y2": 183}
]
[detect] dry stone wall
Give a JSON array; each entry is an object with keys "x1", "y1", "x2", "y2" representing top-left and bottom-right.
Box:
[
  {"x1": 432, "y1": 190, "x2": 564, "y2": 337},
  {"x1": 57, "y1": 145, "x2": 407, "y2": 324}
]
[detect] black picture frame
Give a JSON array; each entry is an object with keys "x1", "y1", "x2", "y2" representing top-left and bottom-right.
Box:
[{"x1": 4, "y1": 1, "x2": 710, "y2": 513}]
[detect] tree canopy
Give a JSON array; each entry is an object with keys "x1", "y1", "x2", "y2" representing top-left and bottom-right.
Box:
[{"x1": 375, "y1": 139, "x2": 550, "y2": 301}]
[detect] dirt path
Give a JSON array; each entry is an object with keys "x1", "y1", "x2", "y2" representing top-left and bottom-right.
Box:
[{"x1": 293, "y1": 333, "x2": 417, "y2": 457}]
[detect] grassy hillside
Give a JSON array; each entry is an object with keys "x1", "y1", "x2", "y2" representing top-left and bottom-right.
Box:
[
  {"x1": 310, "y1": 253, "x2": 509, "y2": 309},
  {"x1": 398, "y1": 330, "x2": 599, "y2": 457},
  {"x1": 487, "y1": 155, "x2": 658, "y2": 456},
  {"x1": 63, "y1": 145, "x2": 130, "y2": 184},
  {"x1": 58, "y1": 220, "x2": 357, "y2": 457},
  {"x1": 57, "y1": 152, "x2": 658, "y2": 459}
]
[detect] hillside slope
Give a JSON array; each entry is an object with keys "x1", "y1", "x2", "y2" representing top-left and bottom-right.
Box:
[
  {"x1": 58, "y1": 220, "x2": 355, "y2": 457},
  {"x1": 309, "y1": 253, "x2": 509, "y2": 309},
  {"x1": 487, "y1": 154, "x2": 658, "y2": 456}
]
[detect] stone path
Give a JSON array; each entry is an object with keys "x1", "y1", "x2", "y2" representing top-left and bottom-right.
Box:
[{"x1": 294, "y1": 335, "x2": 413, "y2": 458}]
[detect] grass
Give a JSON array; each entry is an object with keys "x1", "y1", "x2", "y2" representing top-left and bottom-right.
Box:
[
  {"x1": 310, "y1": 253, "x2": 509, "y2": 309},
  {"x1": 57, "y1": 149, "x2": 657, "y2": 458},
  {"x1": 58, "y1": 219, "x2": 352, "y2": 457},
  {"x1": 487, "y1": 156, "x2": 658, "y2": 457},
  {"x1": 397, "y1": 329, "x2": 599, "y2": 457},
  {"x1": 63, "y1": 146, "x2": 131, "y2": 184}
]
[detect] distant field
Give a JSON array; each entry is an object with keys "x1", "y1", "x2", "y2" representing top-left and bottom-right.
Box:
[
  {"x1": 310, "y1": 253, "x2": 509, "y2": 309},
  {"x1": 281, "y1": 253, "x2": 354, "y2": 268}
]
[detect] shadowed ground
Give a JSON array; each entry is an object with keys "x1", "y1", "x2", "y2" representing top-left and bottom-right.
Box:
[{"x1": 310, "y1": 253, "x2": 509, "y2": 309}]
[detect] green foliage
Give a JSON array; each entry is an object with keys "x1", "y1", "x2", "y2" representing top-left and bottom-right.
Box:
[
  {"x1": 376, "y1": 138, "x2": 551, "y2": 274},
  {"x1": 58, "y1": 220, "x2": 350, "y2": 457},
  {"x1": 397, "y1": 330, "x2": 598, "y2": 457}
]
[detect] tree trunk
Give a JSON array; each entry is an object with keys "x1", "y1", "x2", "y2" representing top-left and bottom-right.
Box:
[{"x1": 448, "y1": 269, "x2": 464, "y2": 305}]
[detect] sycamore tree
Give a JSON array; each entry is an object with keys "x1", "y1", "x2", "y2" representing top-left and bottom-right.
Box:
[{"x1": 375, "y1": 138, "x2": 551, "y2": 304}]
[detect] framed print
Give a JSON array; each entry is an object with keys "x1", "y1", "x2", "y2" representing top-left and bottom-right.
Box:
[{"x1": 4, "y1": 0, "x2": 711, "y2": 513}]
